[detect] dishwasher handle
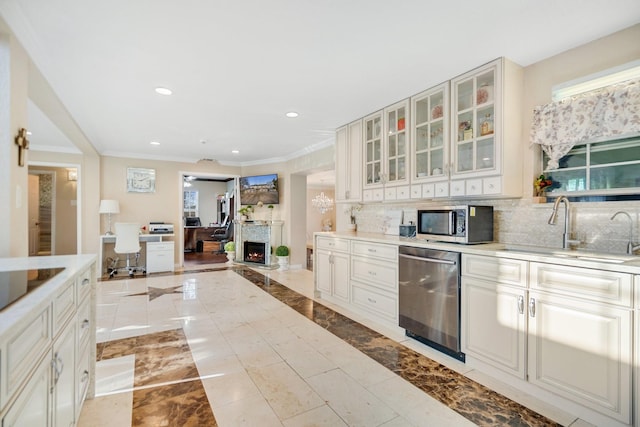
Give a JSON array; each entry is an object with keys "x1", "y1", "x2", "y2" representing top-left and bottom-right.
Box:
[{"x1": 399, "y1": 253, "x2": 457, "y2": 265}]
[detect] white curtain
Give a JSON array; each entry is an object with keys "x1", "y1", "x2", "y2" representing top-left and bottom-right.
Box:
[{"x1": 531, "y1": 79, "x2": 640, "y2": 170}]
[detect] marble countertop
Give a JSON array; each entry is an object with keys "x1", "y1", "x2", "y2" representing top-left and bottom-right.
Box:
[
  {"x1": 316, "y1": 231, "x2": 640, "y2": 274},
  {"x1": 0, "y1": 254, "x2": 96, "y2": 338}
]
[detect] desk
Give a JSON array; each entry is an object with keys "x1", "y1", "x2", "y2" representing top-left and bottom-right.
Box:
[
  {"x1": 98, "y1": 233, "x2": 175, "y2": 276},
  {"x1": 184, "y1": 226, "x2": 226, "y2": 252}
]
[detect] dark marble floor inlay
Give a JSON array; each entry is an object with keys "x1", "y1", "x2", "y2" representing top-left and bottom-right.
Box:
[
  {"x1": 97, "y1": 329, "x2": 217, "y2": 427},
  {"x1": 127, "y1": 285, "x2": 184, "y2": 301},
  {"x1": 234, "y1": 267, "x2": 560, "y2": 427}
]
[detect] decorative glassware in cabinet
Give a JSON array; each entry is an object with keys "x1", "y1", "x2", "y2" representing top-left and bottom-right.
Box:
[
  {"x1": 476, "y1": 71, "x2": 494, "y2": 106},
  {"x1": 365, "y1": 115, "x2": 382, "y2": 185}
]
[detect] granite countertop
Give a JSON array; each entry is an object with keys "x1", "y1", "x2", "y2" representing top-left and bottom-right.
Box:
[
  {"x1": 0, "y1": 254, "x2": 96, "y2": 338},
  {"x1": 316, "y1": 231, "x2": 640, "y2": 274}
]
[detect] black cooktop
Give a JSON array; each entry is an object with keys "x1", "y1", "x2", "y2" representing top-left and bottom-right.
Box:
[{"x1": 0, "y1": 267, "x2": 65, "y2": 312}]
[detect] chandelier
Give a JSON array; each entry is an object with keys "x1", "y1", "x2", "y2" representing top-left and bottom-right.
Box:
[{"x1": 312, "y1": 192, "x2": 334, "y2": 214}]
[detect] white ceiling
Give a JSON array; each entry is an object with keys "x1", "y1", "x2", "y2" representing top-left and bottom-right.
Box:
[{"x1": 2, "y1": 1, "x2": 639, "y2": 166}]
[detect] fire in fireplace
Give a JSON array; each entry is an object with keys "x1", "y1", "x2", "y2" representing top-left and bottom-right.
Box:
[{"x1": 244, "y1": 241, "x2": 267, "y2": 264}]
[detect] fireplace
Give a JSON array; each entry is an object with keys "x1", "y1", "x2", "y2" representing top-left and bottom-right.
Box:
[{"x1": 244, "y1": 241, "x2": 267, "y2": 264}]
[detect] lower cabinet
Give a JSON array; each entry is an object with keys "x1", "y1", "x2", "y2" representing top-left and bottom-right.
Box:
[
  {"x1": 462, "y1": 254, "x2": 634, "y2": 426},
  {"x1": 0, "y1": 261, "x2": 95, "y2": 427},
  {"x1": 315, "y1": 236, "x2": 350, "y2": 302},
  {"x1": 146, "y1": 241, "x2": 175, "y2": 273}
]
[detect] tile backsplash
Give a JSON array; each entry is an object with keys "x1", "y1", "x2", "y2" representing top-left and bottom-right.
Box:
[{"x1": 354, "y1": 198, "x2": 640, "y2": 255}]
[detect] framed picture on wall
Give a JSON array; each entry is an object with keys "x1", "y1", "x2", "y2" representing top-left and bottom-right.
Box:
[{"x1": 127, "y1": 167, "x2": 156, "y2": 193}]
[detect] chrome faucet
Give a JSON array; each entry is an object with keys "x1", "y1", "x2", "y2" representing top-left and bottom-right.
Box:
[
  {"x1": 610, "y1": 211, "x2": 640, "y2": 255},
  {"x1": 548, "y1": 196, "x2": 580, "y2": 249}
]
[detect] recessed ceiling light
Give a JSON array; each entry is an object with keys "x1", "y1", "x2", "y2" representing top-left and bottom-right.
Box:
[
  {"x1": 150, "y1": 141, "x2": 160, "y2": 145},
  {"x1": 232, "y1": 150, "x2": 239, "y2": 154},
  {"x1": 155, "y1": 87, "x2": 173, "y2": 95},
  {"x1": 285, "y1": 111, "x2": 299, "y2": 118}
]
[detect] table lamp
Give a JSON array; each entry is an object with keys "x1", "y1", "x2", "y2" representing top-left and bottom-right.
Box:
[{"x1": 99, "y1": 199, "x2": 120, "y2": 235}]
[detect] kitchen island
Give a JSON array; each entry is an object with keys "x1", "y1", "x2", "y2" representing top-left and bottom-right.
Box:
[{"x1": 0, "y1": 254, "x2": 96, "y2": 427}]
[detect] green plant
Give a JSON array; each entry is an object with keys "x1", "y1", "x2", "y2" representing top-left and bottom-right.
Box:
[
  {"x1": 275, "y1": 245, "x2": 289, "y2": 256},
  {"x1": 223, "y1": 241, "x2": 235, "y2": 252},
  {"x1": 238, "y1": 206, "x2": 251, "y2": 215}
]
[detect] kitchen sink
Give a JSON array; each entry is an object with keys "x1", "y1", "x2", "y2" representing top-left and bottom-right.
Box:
[{"x1": 499, "y1": 245, "x2": 637, "y2": 264}]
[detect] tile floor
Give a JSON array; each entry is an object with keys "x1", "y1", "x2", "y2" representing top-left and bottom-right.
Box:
[{"x1": 78, "y1": 265, "x2": 589, "y2": 427}]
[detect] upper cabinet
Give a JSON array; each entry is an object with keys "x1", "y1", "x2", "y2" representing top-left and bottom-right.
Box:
[
  {"x1": 449, "y1": 58, "x2": 523, "y2": 198},
  {"x1": 335, "y1": 120, "x2": 363, "y2": 203},
  {"x1": 410, "y1": 83, "x2": 451, "y2": 198},
  {"x1": 341, "y1": 57, "x2": 524, "y2": 203},
  {"x1": 363, "y1": 100, "x2": 411, "y2": 202}
]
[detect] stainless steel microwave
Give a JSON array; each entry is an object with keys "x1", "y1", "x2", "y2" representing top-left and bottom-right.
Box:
[{"x1": 417, "y1": 205, "x2": 494, "y2": 244}]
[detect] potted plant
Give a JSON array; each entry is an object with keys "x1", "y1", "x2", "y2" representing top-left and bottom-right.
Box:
[
  {"x1": 223, "y1": 241, "x2": 235, "y2": 262},
  {"x1": 533, "y1": 174, "x2": 553, "y2": 203},
  {"x1": 238, "y1": 206, "x2": 252, "y2": 221},
  {"x1": 275, "y1": 245, "x2": 289, "y2": 271}
]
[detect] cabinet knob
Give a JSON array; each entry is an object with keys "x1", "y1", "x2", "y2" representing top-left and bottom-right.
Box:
[
  {"x1": 82, "y1": 319, "x2": 90, "y2": 329},
  {"x1": 82, "y1": 278, "x2": 90, "y2": 287}
]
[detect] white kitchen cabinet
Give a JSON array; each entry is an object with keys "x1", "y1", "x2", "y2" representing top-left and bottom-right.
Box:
[
  {"x1": 528, "y1": 262, "x2": 633, "y2": 425},
  {"x1": 335, "y1": 120, "x2": 363, "y2": 203},
  {"x1": 449, "y1": 57, "x2": 523, "y2": 198},
  {"x1": 315, "y1": 236, "x2": 350, "y2": 302},
  {"x1": 635, "y1": 275, "x2": 640, "y2": 427},
  {"x1": 461, "y1": 254, "x2": 528, "y2": 379},
  {"x1": 362, "y1": 100, "x2": 410, "y2": 201},
  {"x1": 410, "y1": 83, "x2": 449, "y2": 191},
  {"x1": 350, "y1": 240, "x2": 398, "y2": 322},
  {"x1": 0, "y1": 257, "x2": 96, "y2": 427},
  {"x1": 52, "y1": 321, "x2": 76, "y2": 427},
  {"x1": 146, "y1": 241, "x2": 175, "y2": 273}
]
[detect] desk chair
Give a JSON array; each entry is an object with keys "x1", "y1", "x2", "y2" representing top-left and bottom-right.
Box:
[
  {"x1": 110, "y1": 222, "x2": 145, "y2": 278},
  {"x1": 210, "y1": 222, "x2": 233, "y2": 253}
]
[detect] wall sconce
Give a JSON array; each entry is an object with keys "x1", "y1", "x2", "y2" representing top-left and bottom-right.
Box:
[{"x1": 67, "y1": 170, "x2": 78, "y2": 181}]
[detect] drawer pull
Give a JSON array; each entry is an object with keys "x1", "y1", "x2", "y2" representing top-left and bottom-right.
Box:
[
  {"x1": 367, "y1": 297, "x2": 377, "y2": 304},
  {"x1": 81, "y1": 319, "x2": 90, "y2": 329},
  {"x1": 368, "y1": 271, "x2": 377, "y2": 276},
  {"x1": 529, "y1": 298, "x2": 536, "y2": 317},
  {"x1": 81, "y1": 278, "x2": 90, "y2": 287},
  {"x1": 81, "y1": 370, "x2": 90, "y2": 383},
  {"x1": 367, "y1": 248, "x2": 377, "y2": 253},
  {"x1": 517, "y1": 295, "x2": 524, "y2": 314}
]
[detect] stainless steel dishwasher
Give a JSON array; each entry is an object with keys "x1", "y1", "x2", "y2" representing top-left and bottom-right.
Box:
[{"x1": 398, "y1": 246, "x2": 464, "y2": 361}]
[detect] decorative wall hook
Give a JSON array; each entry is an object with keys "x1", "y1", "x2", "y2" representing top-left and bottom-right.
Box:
[{"x1": 14, "y1": 128, "x2": 29, "y2": 167}]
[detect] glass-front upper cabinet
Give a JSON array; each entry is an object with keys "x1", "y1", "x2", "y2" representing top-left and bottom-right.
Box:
[
  {"x1": 384, "y1": 99, "x2": 409, "y2": 185},
  {"x1": 411, "y1": 83, "x2": 449, "y2": 182},
  {"x1": 451, "y1": 62, "x2": 498, "y2": 175},
  {"x1": 364, "y1": 111, "x2": 383, "y2": 186}
]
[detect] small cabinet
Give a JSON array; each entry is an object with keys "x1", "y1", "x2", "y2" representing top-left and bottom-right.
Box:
[
  {"x1": 363, "y1": 110, "x2": 384, "y2": 189},
  {"x1": 335, "y1": 120, "x2": 363, "y2": 203},
  {"x1": 146, "y1": 241, "x2": 175, "y2": 273},
  {"x1": 449, "y1": 57, "x2": 523, "y2": 198},
  {"x1": 315, "y1": 236, "x2": 350, "y2": 302},
  {"x1": 461, "y1": 255, "x2": 528, "y2": 378},
  {"x1": 411, "y1": 83, "x2": 450, "y2": 198},
  {"x1": 1, "y1": 352, "x2": 50, "y2": 427},
  {"x1": 528, "y1": 262, "x2": 633, "y2": 425}
]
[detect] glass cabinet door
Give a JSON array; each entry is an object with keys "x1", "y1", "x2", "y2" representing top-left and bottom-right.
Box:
[
  {"x1": 412, "y1": 84, "x2": 448, "y2": 180},
  {"x1": 453, "y1": 67, "x2": 496, "y2": 174},
  {"x1": 364, "y1": 112, "x2": 383, "y2": 186},
  {"x1": 385, "y1": 102, "x2": 408, "y2": 183}
]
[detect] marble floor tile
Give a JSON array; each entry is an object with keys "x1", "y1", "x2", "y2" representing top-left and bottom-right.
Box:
[{"x1": 83, "y1": 265, "x2": 571, "y2": 427}]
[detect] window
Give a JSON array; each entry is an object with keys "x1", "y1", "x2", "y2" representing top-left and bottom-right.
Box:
[
  {"x1": 543, "y1": 135, "x2": 640, "y2": 195},
  {"x1": 183, "y1": 190, "x2": 199, "y2": 218}
]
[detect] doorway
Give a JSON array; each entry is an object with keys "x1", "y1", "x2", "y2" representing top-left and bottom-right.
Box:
[{"x1": 28, "y1": 165, "x2": 79, "y2": 256}]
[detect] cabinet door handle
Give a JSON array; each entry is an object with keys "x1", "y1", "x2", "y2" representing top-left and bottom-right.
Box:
[
  {"x1": 529, "y1": 298, "x2": 536, "y2": 317},
  {"x1": 517, "y1": 295, "x2": 524, "y2": 314},
  {"x1": 51, "y1": 352, "x2": 64, "y2": 392},
  {"x1": 367, "y1": 248, "x2": 377, "y2": 253},
  {"x1": 82, "y1": 319, "x2": 90, "y2": 329},
  {"x1": 82, "y1": 278, "x2": 90, "y2": 287}
]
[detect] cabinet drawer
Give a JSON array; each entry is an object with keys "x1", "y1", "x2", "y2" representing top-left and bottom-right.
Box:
[
  {"x1": 77, "y1": 301, "x2": 92, "y2": 351},
  {"x1": 147, "y1": 242, "x2": 174, "y2": 252},
  {"x1": 54, "y1": 279, "x2": 76, "y2": 334},
  {"x1": 351, "y1": 241, "x2": 397, "y2": 261},
  {"x1": 76, "y1": 267, "x2": 92, "y2": 305},
  {"x1": 351, "y1": 256, "x2": 397, "y2": 291},
  {"x1": 351, "y1": 282, "x2": 397, "y2": 321},
  {"x1": 462, "y1": 254, "x2": 527, "y2": 287},
  {"x1": 531, "y1": 262, "x2": 632, "y2": 307},
  {"x1": 434, "y1": 181, "x2": 449, "y2": 197},
  {"x1": 316, "y1": 237, "x2": 349, "y2": 252},
  {"x1": 3, "y1": 306, "x2": 51, "y2": 404}
]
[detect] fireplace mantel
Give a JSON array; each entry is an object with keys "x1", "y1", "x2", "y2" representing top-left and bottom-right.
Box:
[{"x1": 234, "y1": 220, "x2": 283, "y2": 267}]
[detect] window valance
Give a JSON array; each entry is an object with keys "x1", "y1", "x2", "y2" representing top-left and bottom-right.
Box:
[{"x1": 531, "y1": 79, "x2": 640, "y2": 170}]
